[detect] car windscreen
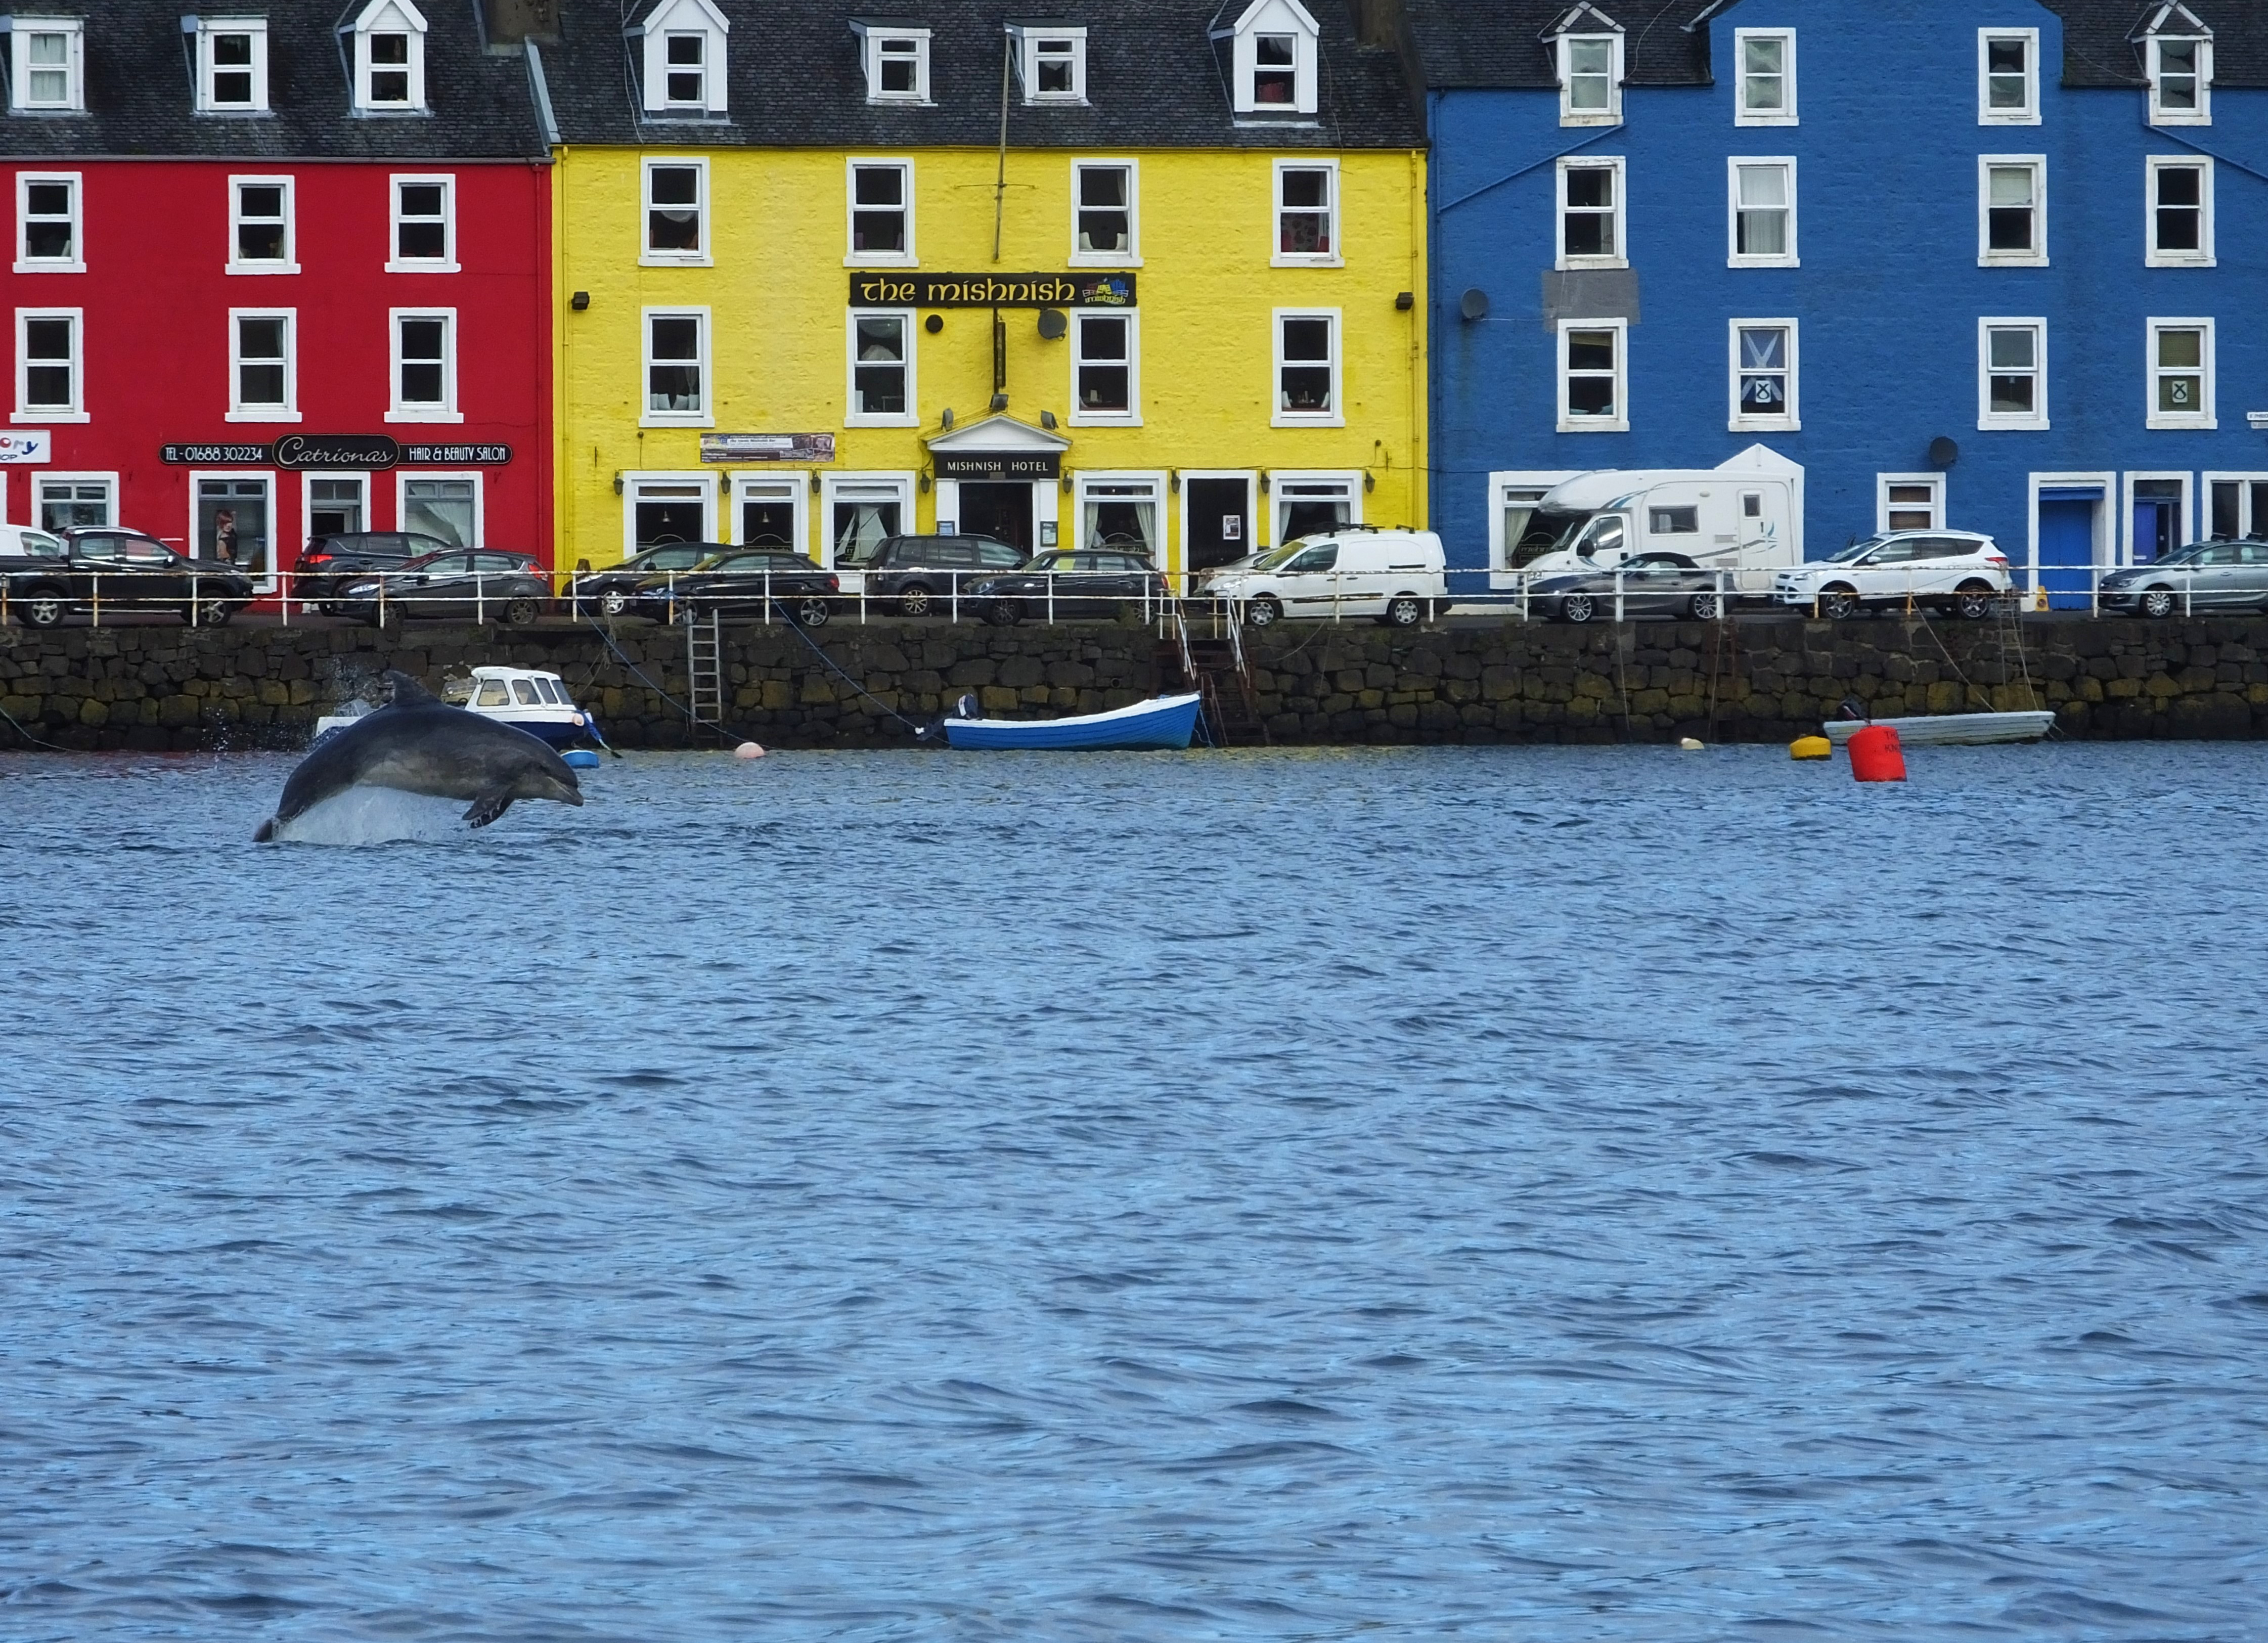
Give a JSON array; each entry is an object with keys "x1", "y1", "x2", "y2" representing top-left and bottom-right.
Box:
[
  {"x1": 1253, "y1": 543, "x2": 1308, "y2": 571},
  {"x1": 1826, "y1": 537, "x2": 1888, "y2": 563}
]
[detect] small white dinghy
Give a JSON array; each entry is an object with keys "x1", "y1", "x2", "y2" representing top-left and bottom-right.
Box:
[{"x1": 1823, "y1": 710, "x2": 2056, "y2": 747}]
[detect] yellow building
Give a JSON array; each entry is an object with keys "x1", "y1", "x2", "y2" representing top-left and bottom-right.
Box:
[{"x1": 542, "y1": 0, "x2": 1427, "y2": 589}]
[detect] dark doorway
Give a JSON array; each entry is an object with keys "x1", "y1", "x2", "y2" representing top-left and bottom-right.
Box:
[
  {"x1": 741, "y1": 498, "x2": 795, "y2": 546},
  {"x1": 958, "y1": 482, "x2": 1032, "y2": 552},
  {"x1": 636, "y1": 498, "x2": 705, "y2": 549},
  {"x1": 2133, "y1": 479, "x2": 2182, "y2": 563},
  {"x1": 1282, "y1": 497, "x2": 1350, "y2": 543},
  {"x1": 1186, "y1": 478, "x2": 1251, "y2": 572}
]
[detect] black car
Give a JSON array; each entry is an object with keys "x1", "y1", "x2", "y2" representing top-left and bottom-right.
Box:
[
  {"x1": 838, "y1": 534, "x2": 1028, "y2": 617},
  {"x1": 631, "y1": 549, "x2": 841, "y2": 627},
  {"x1": 4, "y1": 527, "x2": 254, "y2": 627},
  {"x1": 574, "y1": 541, "x2": 722, "y2": 617},
  {"x1": 294, "y1": 530, "x2": 458, "y2": 607},
  {"x1": 966, "y1": 549, "x2": 1166, "y2": 626},
  {"x1": 336, "y1": 549, "x2": 553, "y2": 627},
  {"x1": 1530, "y1": 552, "x2": 1731, "y2": 623}
]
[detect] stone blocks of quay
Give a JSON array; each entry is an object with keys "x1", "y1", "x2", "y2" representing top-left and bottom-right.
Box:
[{"x1": 4, "y1": 617, "x2": 2268, "y2": 751}]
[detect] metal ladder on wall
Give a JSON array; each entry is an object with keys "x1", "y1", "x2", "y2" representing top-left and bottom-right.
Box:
[
  {"x1": 1161, "y1": 606, "x2": 1269, "y2": 746},
  {"x1": 686, "y1": 611, "x2": 724, "y2": 739}
]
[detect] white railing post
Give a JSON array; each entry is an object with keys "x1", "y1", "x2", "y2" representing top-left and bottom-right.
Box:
[
  {"x1": 1613, "y1": 566, "x2": 1624, "y2": 624},
  {"x1": 280, "y1": 569, "x2": 289, "y2": 627},
  {"x1": 2184, "y1": 572, "x2": 2193, "y2": 617},
  {"x1": 1047, "y1": 570, "x2": 1055, "y2": 625},
  {"x1": 475, "y1": 571, "x2": 485, "y2": 625},
  {"x1": 190, "y1": 573, "x2": 199, "y2": 627},
  {"x1": 378, "y1": 572, "x2": 386, "y2": 628},
  {"x1": 951, "y1": 572, "x2": 958, "y2": 625},
  {"x1": 1718, "y1": 568, "x2": 1728, "y2": 621},
  {"x1": 91, "y1": 571, "x2": 100, "y2": 629},
  {"x1": 765, "y1": 568, "x2": 773, "y2": 626}
]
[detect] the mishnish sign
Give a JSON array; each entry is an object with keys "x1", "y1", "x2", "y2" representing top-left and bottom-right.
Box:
[{"x1": 849, "y1": 272, "x2": 1135, "y2": 309}]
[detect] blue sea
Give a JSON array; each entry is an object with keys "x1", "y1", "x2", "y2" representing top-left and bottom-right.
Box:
[{"x1": 2, "y1": 742, "x2": 2263, "y2": 1641}]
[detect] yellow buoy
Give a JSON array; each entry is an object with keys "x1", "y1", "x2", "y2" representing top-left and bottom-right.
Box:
[{"x1": 1790, "y1": 735, "x2": 1832, "y2": 761}]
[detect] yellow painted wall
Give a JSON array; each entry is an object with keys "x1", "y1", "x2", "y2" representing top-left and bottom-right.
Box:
[{"x1": 554, "y1": 144, "x2": 1427, "y2": 576}]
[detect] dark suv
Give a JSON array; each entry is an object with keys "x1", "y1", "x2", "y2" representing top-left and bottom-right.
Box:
[
  {"x1": 295, "y1": 530, "x2": 458, "y2": 607},
  {"x1": 574, "y1": 541, "x2": 720, "y2": 617},
  {"x1": 841, "y1": 534, "x2": 1027, "y2": 617},
  {"x1": 334, "y1": 549, "x2": 553, "y2": 627},
  {"x1": 3, "y1": 527, "x2": 255, "y2": 627},
  {"x1": 630, "y1": 549, "x2": 841, "y2": 627}
]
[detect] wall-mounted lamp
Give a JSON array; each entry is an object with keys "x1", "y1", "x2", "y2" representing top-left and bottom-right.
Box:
[
  {"x1": 1259, "y1": 471, "x2": 1271, "y2": 494},
  {"x1": 1039, "y1": 409, "x2": 1057, "y2": 430},
  {"x1": 919, "y1": 471, "x2": 931, "y2": 493},
  {"x1": 990, "y1": 392, "x2": 1008, "y2": 411},
  {"x1": 924, "y1": 313, "x2": 945, "y2": 334},
  {"x1": 940, "y1": 407, "x2": 955, "y2": 430},
  {"x1": 1394, "y1": 291, "x2": 1414, "y2": 311},
  {"x1": 611, "y1": 471, "x2": 622, "y2": 494},
  {"x1": 808, "y1": 471, "x2": 822, "y2": 494},
  {"x1": 1169, "y1": 469, "x2": 1180, "y2": 494},
  {"x1": 1364, "y1": 471, "x2": 1375, "y2": 492},
  {"x1": 1060, "y1": 471, "x2": 1074, "y2": 494},
  {"x1": 570, "y1": 291, "x2": 590, "y2": 311}
]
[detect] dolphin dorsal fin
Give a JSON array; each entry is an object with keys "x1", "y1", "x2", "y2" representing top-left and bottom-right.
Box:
[{"x1": 385, "y1": 670, "x2": 439, "y2": 706}]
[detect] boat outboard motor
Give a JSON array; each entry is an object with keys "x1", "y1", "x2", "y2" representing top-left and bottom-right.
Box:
[
  {"x1": 952, "y1": 692, "x2": 979, "y2": 720},
  {"x1": 914, "y1": 691, "x2": 981, "y2": 744}
]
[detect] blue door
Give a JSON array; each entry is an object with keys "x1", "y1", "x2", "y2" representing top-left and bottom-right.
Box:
[{"x1": 2037, "y1": 489, "x2": 2099, "y2": 609}]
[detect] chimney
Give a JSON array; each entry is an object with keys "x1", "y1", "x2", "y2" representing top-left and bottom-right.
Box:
[
  {"x1": 482, "y1": 0, "x2": 560, "y2": 48},
  {"x1": 1353, "y1": 0, "x2": 1406, "y2": 50}
]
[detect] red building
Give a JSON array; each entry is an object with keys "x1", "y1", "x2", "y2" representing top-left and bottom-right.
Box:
[{"x1": 0, "y1": 1, "x2": 553, "y2": 591}]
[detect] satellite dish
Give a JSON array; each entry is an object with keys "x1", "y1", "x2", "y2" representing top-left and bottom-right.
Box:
[
  {"x1": 1036, "y1": 308, "x2": 1068, "y2": 340},
  {"x1": 1459, "y1": 288, "x2": 1490, "y2": 322},
  {"x1": 1928, "y1": 436, "x2": 1959, "y2": 469}
]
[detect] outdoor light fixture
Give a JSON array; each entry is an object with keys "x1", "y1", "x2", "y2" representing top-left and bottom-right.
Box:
[
  {"x1": 1395, "y1": 291, "x2": 1414, "y2": 310},
  {"x1": 1036, "y1": 308, "x2": 1068, "y2": 340},
  {"x1": 990, "y1": 392, "x2": 1008, "y2": 411},
  {"x1": 924, "y1": 314, "x2": 944, "y2": 334},
  {"x1": 940, "y1": 407, "x2": 954, "y2": 430},
  {"x1": 1928, "y1": 436, "x2": 1960, "y2": 469},
  {"x1": 1039, "y1": 410, "x2": 1056, "y2": 430},
  {"x1": 1459, "y1": 288, "x2": 1489, "y2": 321},
  {"x1": 570, "y1": 291, "x2": 590, "y2": 310}
]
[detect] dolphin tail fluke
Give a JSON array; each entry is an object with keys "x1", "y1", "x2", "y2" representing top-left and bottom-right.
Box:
[
  {"x1": 254, "y1": 817, "x2": 277, "y2": 843},
  {"x1": 463, "y1": 791, "x2": 514, "y2": 829}
]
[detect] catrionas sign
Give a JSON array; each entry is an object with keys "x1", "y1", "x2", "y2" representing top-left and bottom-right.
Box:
[
  {"x1": 159, "y1": 437, "x2": 513, "y2": 468},
  {"x1": 849, "y1": 272, "x2": 1135, "y2": 308}
]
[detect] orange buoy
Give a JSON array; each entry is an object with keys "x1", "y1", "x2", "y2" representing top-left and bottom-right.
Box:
[{"x1": 1847, "y1": 724, "x2": 1906, "y2": 783}]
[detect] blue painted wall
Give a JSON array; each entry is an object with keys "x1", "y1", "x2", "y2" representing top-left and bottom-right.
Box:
[{"x1": 1426, "y1": 0, "x2": 2268, "y2": 589}]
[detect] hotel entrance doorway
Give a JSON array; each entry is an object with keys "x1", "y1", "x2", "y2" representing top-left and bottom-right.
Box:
[{"x1": 957, "y1": 482, "x2": 1032, "y2": 553}]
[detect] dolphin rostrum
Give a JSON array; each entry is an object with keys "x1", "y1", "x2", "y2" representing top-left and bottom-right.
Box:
[{"x1": 254, "y1": 670, "x2": 584, "y2": 841}]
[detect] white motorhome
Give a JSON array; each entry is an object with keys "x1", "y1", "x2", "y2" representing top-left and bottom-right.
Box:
[{"x1": 1506, "y1": 447, "x2": 1803, "y2": 593}]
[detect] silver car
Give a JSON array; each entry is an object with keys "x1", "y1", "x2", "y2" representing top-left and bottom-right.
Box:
[{"x1": 2101, "y1": 539, "x2": 2268, "y2": 617}]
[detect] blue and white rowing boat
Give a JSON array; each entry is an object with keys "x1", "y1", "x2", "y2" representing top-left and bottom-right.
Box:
[{"x1": 943, "y1": 691, "x2": 1203, "y2": 751}]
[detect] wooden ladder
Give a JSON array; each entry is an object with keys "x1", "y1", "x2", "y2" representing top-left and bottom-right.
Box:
[{"x1": 686, "y1": 611, "x2": 724, "y2": 739}]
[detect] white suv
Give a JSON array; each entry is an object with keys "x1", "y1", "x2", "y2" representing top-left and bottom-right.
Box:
[{"x1": 1773, "y1": 531, "x2": 2012, "y2": 620}]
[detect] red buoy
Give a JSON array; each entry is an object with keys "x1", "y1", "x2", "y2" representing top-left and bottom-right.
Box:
[{"x1": 1847, "y1": 724, "x2": 1906, "y2": 783}]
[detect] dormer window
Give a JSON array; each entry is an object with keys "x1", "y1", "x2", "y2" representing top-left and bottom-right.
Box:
[
  {"x1": 195, "y1": 18, "x2": 270, "y2": 114},
  {"x1": 1218, "y1": 0, "x2": 1319, "y2": 117},
  {"x1": 633, "y1": 0, "x2": 729, "y2": 117},
  {"x1": 1546, "y1": 4, "x2": 1624, "y2": 127},
  {"x1": 348, "y1": 0, "x2": 429, "y2": 114},
  {"x1": 9, "y1": 17, "x2": 84, "y2": 113},
  {"x1": 852, "y1": 22, "x2": 930, "y2": 104},
  {"x1": 2145, "y1": 25, "x2": 2211, "y2": 124},
  {"x1": 1011, "y1": 25, "x2": 1085, "y2": 104}
]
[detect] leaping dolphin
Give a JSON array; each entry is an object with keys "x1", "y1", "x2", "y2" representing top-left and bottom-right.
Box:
[{"x1": 255, "y1": 671, "x2": 584, "y2": 841}]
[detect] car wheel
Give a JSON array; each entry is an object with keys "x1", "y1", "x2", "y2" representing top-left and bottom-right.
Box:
[
  {"x1": 1952, "y1": 582, "x2": 1996, "y2": 621},
  {"x1": 1243, "y1": 595, "x2": 1282, "y2": 629},
  {"x1": 1687, "y1": 592, "x2": 1723, "y2": 620},
  {"x1": 19, "y1": 590, "x2": 67, "y2": 628},
  {"x1": 599, "y1": 588, "x2": 629, "y2": 617},
  {"x1": 1382, "y1": 595, "x2": 1424, "y2": 628},
  {"x1": 2139, "y1": 587, "x2": 2177, "y2": 619},
  {"x1": 186, "y1": 596, "x2": 235, "y2": 628},
  {"x1": 986, "y1": 600, "x2": 1023, "y2": 628},
  {"x1": 899, "y1": 584, "x2": 934, "y2": 618},
  {"x1": 1561, "y1": 593, "x2": 1597, "y2": 625},
  {"x1": 501, "y1": 596, "x2": 541, "y2": 627},
  {"x1": 789, "y1": 597, "x2": 830, "y2": 629},
  {"x1": 1818, "y1": 586, "x2": 1860, "y2": 620}
]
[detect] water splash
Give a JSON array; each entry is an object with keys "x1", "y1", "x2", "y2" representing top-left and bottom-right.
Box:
[{"x1": 268, "y1": 783, "x2": 466, "y2": 845}]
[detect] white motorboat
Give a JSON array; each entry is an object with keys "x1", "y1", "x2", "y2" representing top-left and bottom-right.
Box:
[
  {"x1": 316, "y1": 665, "x2": 603, "y2": 749},
  {"x1": 1822, "y1": 710, "x2": 2056, "y2": 747}
]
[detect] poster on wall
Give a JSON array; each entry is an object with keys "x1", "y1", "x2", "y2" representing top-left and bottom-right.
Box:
[
  {"x1": 0, "y1": 431, "x2": 52, "y2": 463},
  {"x1": 700, "y1": 433, "x2": 836, "y2": 464}
]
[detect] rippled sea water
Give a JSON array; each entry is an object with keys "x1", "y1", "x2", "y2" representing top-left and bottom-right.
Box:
[{"x1": 3, "y1": 742, "x2": 2264, "y2": 1642}]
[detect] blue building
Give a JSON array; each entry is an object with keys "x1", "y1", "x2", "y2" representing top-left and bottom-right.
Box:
[{"x1": 1390, "y1": 0, "x2": 2267, "y2": 600}]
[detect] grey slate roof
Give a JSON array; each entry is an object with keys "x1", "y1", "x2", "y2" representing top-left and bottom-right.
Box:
[
  {"x1": 0, "y1": 1, "x2": 548, "y2": 160},
  {"x1": 2042, "y1": 1, "x2": 2268, "y2": 90},
  {"x1": 541, "y1": 0, "x2": 1426, "y2": 149}
]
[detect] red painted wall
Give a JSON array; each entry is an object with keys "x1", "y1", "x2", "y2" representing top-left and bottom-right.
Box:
[{"x1": 0, "y1": 158, "x2": 552, "y2": 578}]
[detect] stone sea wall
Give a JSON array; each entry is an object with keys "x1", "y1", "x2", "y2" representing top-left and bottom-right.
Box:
[{"x1": 3, "y1": 613, "x2": 2267, "y2": 750}]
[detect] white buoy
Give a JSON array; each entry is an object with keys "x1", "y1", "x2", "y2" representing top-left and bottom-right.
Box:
[
  {"x1": 734, "y1": 741, "x2": 766, "y2": 760},
  {"x1": 1679, "y1": 737, "x2": 1706, "y2": 751}
]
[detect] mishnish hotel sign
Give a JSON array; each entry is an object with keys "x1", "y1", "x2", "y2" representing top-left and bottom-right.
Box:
[{"x1": 850, "y1": 272, "x2": 1135, "y2": 308}]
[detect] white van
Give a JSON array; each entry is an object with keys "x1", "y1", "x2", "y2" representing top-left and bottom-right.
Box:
[
  {"x1": 1196, "y1": 526, "x2": 1447, "y2": 628},
  {"x1": 1512, "y1": 446, "x2": 1803, "y2": 593}
]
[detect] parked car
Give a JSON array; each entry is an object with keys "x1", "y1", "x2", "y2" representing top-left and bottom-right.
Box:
[
  {"x1": 4, "y1": 526, "x2": 254, "y2": 627},
  {"x1": 336, "y1": 549, "x2": 552, "y2": 627},
  {"x1": 574, "y1": 541, "x2": 720, "y2": 617},
  {"x1": 2100, "y1": 539, "x2": 2268, "y2": 616},
  {"x1": 965, "y1": 548, "x2": 1166, "y2": 626},
  {"x1": 1194, "y1": 526, "x2": 1448, "y2": 628},
  {"x1": 1771, "y1": 531, "x2": 2012, "y2": 619},
  {"x1": 630, "y1": 548, "x2": 840, "y2": 627},
  {"x1": 295, "y1": 530, "x2": 459, "y2": 608},
  {"x1": 837, "y1": 534, "x2": 1028, "y2": 617},
  {"x1": 1529, "y1": 552, "x2": 1732, "y2": 623}
]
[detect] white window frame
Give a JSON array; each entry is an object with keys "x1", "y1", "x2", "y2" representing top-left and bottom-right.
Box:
[
  {"x1": 188, "y1": 470, "x2": 279, "y2": 590},
  {"x1": 618, "y1": 471, "x2": 716, "y2": 561},
  {"x1": 397, "y1": 471, "x2": 484, "y2": 551},
  {"x1": 1877, "y1": 473, "x2": 1945, "y2": 532},
  {"x1": 1977, "y1": 317, "x2": 2049, "y2": 432},
  {"x1": 1272, "y1": 157, "x2": 1340, "y2": 268},
  {"x1": 1732, "y1": 29, "x2": 1795, "y2": 126},
  {"x1": 820, "y1": 471, "x2": 915, "y2": 569},
  {"x1": 14, "y1": 170, "x2": 81, "y2": 274},
  {"x1": 14, "y1": 305, "x2": 82, "y2": 422},
  {"x1": 633, "y1": 0, "x2": 729, "y2": 116},
  {"x1": 1271, "y1": 307, "x2": 1342, "y2": 428},
  {"x1": 852, "y1": 23, "x2": 931, "y2": 105},
  {"x1": 1014, "y1": 26, "x2": 1086, "y2": 105},
  {"x1": 227, "y1": 174, "x2": 298, "y2": 274},
  {"x1": 2201, "y1": 470, "x2": 2268, "y2": 541},
  {"x1": 9, "y1": 18, "x2": 83, "y2": 112},
  {"x1": 2145, "y1": 154, "x2": 2213, "y2": 268},
  {"x1": 1227, "y1": 1, "x2": 1320, "y2": 117},
  {"x1": 2146, "y1": 317, "x2": 2214, "y2": 429},
  {"x1": 731, "y1": 473, "x2": 811, "y2": 557},
  {"x1": 1267, "y1": 470, "x2": 1362, "y2": 550},
  {"x1": 2147, "y1": 33, "x2": 2211, "y2": 127},
  {"x1": 1556, "y1": 31, "x2": 1622, "y2": 127},
  {"x1": 388, "y1": 306, "x2": 461, "y2": 424},
  {"x1": 196, "y1": 17, "x2": 270, "y2": 114},
  {"x1": 1069, "y1": 308, "x2": 1140, "y2": 426},
  {"x1": 35, "y1": 472, "x2": 115, "y2": 528},
  {"x1": 350, "y1": 0, "x2": 430, "y2": 115},
  {"x1": 301, "y1": 470, "x2": 371, "y2": 544},
  {"x1": 845, "y1": 308, "x2": 916, "y2": 428},
  {"x1": 640, "y1": 156, "x2": 710, "y2": 268},
  {"x1": 1978, "y1": 154, "x2": 2048, "y2": 268},
  {"x1": 227, "y1": 308, "x2": 298, "y2": 423},
  {"x1": 1555, "y1": 155, "x2": 1626, "y2": 271},
  {"x1": 844, "y1": 158, "x2": 915, "y2": 267},
  {"x1": 639, "y1": 306, "x2": 711, "y2": 428},
  {"x1": 1069, "y1": 158, "x2": 1139, "y2": 266},
  {"x1": 1726, "y1": 157, "x2": 1797, "y2": 268},
  {"x1": 386, "y1": 172, "x2": 458, "y2": 272},
  {"x1": 1977, "y1": 28, "x2": 2039, "y2": 125},
  {"x1": 1727, "y1": 319, "x2": 1799, "y2": 432},
  {"x1": 1557, "y1": 318, "x2": 1628, "y2": 433}
]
